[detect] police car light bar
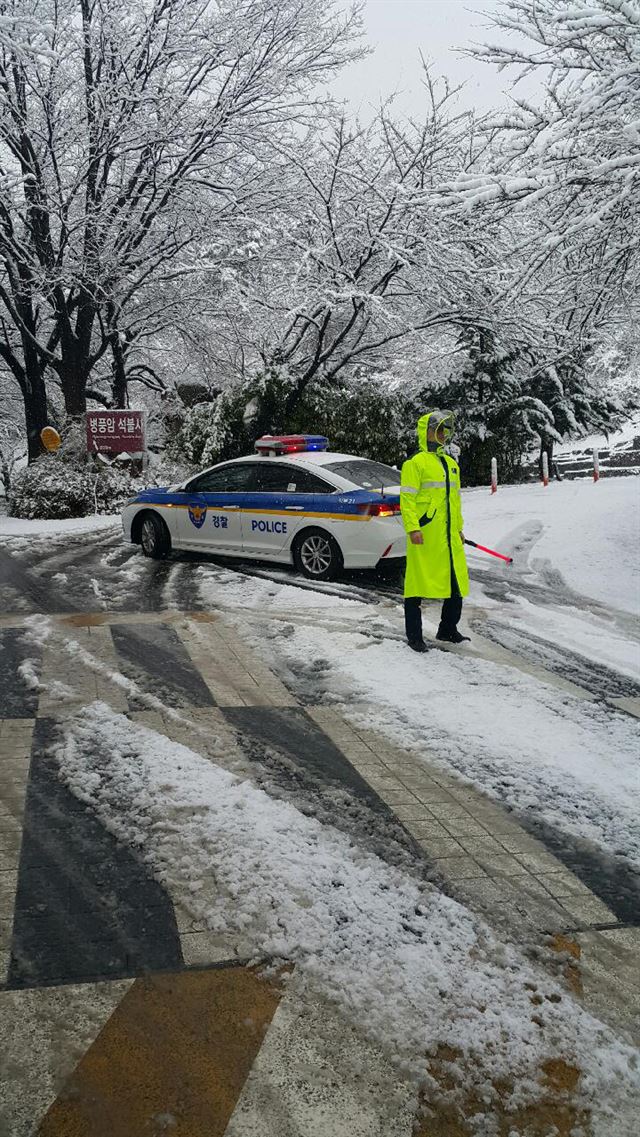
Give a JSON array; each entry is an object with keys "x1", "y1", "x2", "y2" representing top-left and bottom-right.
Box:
[{"x1": 255, "y1": 434, "x2": 329, "y2": 455}]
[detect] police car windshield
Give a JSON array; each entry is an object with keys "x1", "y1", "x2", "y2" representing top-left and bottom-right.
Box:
[{"x1": 323, "y1": 459, "x2": 400, "y2": 490}]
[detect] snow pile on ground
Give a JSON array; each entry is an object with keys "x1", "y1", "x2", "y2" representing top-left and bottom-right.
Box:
[
  {"x1": 0, "y1": 513, "x2": 119, "y2": 538},
  {"x1": 253, "y1": 618, "x2": 640, "y2": 871},
  {"x1": 462, "y1": 478, "x2": 639, "y2": 614},
  {"x1": 57, "y1": 702, "x2": 639, "y2": 1132}
]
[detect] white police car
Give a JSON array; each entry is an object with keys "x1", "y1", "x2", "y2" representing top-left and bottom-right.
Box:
[{"x1": 122, "y1": 435, "x2": 405, "y2": 580}]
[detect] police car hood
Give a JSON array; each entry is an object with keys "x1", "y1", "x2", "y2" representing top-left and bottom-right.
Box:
[{"x1": 127, "y1": 487, "x2": 176, "y2": 505}]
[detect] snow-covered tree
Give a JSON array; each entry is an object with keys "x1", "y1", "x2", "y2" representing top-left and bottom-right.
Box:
[
  {"x1": 426, "y1": 0, "x2": 640, "y2": 463},
  {"x1": 0, "y1": 0, "x2": 362, "y2": 458},
  {"x1": 0, "y1": 366, "x2": 26, "y2": 491},
  {"x1": 209, "y1": 85, "x2": 524, "y2": 430},
  {"x1": 451, "y1": 0, "x2": 640, "y2": 290},
  {"x1": 588, "y1": 310, "x2": 640, "y2": 406}
]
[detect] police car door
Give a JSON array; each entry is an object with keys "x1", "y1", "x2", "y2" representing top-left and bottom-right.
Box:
[
  {"x1": 177, "y1": 463, "x2": 252, "y2": 551},
  {"x1": 239, "y1": 462, "x2": 293, "y2": 557},
  {"x1": 241, "y1": 462, "x2": 337, "y2": 558}
]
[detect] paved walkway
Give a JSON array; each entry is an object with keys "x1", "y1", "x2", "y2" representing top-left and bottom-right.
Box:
[{"x1": 1, "y1": 610, "x2": 638, "y2": 1136}]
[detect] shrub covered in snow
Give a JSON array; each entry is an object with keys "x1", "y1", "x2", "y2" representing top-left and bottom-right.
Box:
[
  {"x1": 170, "y1": 370, "x2": 419, "y2": 468},
  {"x1": 169, "y1": 397, "x2": 237, "y2": 468},
  {"x1": 92, "y1": 466, "x2": 141, "y2": 515},
  {"x1": 8, "y1": 452, "x2": 193, "y2": 520},
  {"x1": 9, "y1": 457, "x2": 95, "y2": 519},
  {"x1": 168, "y1": 368, "x2": 295, "y2": 467},
  {"x1": 294, "y1": 380, "x2": 416, "y2": 465},
  {"x1": 169, "y1": 363, "x2": 583, "y2": 481}
]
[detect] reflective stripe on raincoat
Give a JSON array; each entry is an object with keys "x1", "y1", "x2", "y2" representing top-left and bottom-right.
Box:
[{"x1": 400, "y1": 413, "x2": 469, "y2": 599}]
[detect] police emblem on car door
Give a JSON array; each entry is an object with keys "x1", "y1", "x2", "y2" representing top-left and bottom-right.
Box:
[{"x1": 187, "y1": 503, "x2": 207, "y2": 529}]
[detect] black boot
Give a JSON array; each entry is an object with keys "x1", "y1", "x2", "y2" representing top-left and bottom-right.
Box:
[
  {"x1": 437, "y1": 594, "x2": 468, "y2": 644},
  {"x1": 436, "y1": 626, "x2": 470, "y2": 644},
  {"x1": 408, "y1": 639, "x2": 428, "y2": 653}
]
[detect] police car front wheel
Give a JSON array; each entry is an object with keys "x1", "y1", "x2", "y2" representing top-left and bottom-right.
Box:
[
  {"x1": 139, "y1": 513, "x2": 171, "y2": 559},
  {"x1": 293, "y1": 528, "x2": 343, "y2": 581}
]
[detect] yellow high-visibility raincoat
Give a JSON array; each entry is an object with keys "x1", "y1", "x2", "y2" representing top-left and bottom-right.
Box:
[{"x1": 400, "y1": 413, "x2": 469, "y2": 599}]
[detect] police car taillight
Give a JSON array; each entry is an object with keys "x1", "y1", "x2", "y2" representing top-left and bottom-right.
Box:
[
  {"x1": 358, "y1": 501, "x2": 401, "y2": 517},
  {"x1": 254, "y1": 434, "x2": 329, "y2": 455}
]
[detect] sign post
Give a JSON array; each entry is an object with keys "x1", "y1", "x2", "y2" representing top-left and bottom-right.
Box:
[
  {"x1": 86, "y1": 410, "x2": 145, "y2": 456},
  {"x1": 490, "y1": 457, "x2": 498, "y2": 494},
  {"x1": 541, "y1": 451, "x2": 549, "y2": 487},
  {"x1": 593, "y1": 448, "x2": 600, "y2": 483}
]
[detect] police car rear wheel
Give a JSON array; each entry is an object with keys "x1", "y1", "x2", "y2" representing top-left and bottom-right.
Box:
[
  {"x1": 293, "y1": 529, "x2": 342, "y2": 581},
  {"x1": 140, "y1": 513, "x2": 171, "y2": 559}
]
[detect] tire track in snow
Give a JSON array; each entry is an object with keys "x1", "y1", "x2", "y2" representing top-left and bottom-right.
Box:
[{"x1": 471, "y1": 617, "x2": 640, "y2": 702}]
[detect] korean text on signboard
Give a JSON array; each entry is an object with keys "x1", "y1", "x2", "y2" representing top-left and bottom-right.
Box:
[{"x1": 86, "y1": 410, "x2": 145, "y2": 454}]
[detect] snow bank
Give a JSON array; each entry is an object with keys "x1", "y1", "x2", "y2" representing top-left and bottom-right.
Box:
[
  {"x1": 462, "y1": 478, "x2": 640, "y2": 614},
  {"x1": 0, "y1": 513, "x2": 120, "y2": 538},
  {"x1": 57, "y1": 703, "x2": 639, "y2": 1131}
]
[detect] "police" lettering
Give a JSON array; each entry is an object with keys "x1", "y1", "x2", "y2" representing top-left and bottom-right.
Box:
[{"x1": 251, "y1": 519, "x2": 288, "y2": 534}]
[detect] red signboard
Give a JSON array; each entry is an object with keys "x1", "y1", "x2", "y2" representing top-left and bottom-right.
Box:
[{"x1": 86, "y1": 410, "x2": 145, "y2": 454}]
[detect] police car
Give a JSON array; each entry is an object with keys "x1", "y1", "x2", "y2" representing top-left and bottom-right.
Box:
[{"x1": 122, "y1": 435, "x2": 405, "y2": 580}]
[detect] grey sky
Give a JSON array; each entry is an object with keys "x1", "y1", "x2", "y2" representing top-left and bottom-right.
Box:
[{"x1": 331, "y1": 0, "x2": 541, "y2": 119}]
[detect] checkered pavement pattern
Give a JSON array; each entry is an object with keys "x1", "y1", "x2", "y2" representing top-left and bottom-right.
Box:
[{"x1": 1, "y1": 611, "x2": 638, "y2": 1136}]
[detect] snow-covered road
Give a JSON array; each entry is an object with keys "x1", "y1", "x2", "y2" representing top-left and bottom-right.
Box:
[
  {"x1": 2, "y1": 478, "x2": 639, "y2": 885},
  {"x1": 2, "y1": 478, "x2": 639, "y2": 1136},
  {"x1": 190, "y1": 479, "x2": 640, "y2": 903}
]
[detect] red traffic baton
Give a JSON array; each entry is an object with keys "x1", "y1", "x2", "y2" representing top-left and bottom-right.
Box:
[{"x1": 464, "y1": 538, "x2": 513, "y2": 564}]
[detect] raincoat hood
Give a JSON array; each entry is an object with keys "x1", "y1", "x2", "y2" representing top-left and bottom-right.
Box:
[{"x1": 417, "y1": 410, "x2": 455, "y2": 454}]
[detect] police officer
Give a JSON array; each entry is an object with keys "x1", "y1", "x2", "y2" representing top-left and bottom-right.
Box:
[{"x1": 400, "y1": 410, "x2": 470, "y2": 651}]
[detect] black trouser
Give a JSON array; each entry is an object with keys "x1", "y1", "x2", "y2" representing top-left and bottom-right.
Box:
[
  {"x1": 404, "y1": 566, "x2": 462, "y2": 643},
  {"x1": 404, "y1": 596, "x2": 463, "y2": 642}
]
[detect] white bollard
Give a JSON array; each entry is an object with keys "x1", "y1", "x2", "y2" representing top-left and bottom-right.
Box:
[
  {"x1": 541, "y1": 451, "x2": 549, "y2": 487},
  {"x1": 593, "y1": 448, "x2": 600, "y2": 483},
  {"x1": 490, "y1": 456, "x2": 498, "y2": 494}
]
